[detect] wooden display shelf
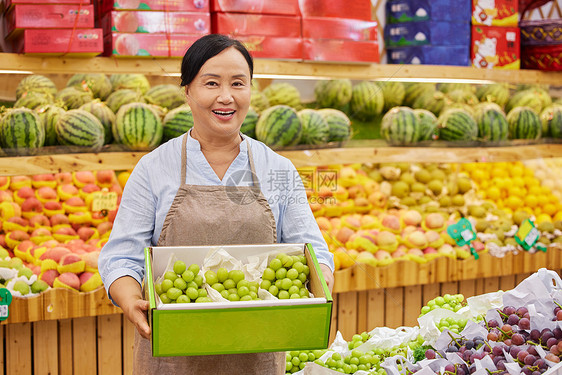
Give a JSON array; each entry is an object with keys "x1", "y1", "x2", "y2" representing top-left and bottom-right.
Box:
[
  {"x1": 0, "y1": 53, "x2": 561, "y2": 84},
  {"x1": 2, "y1": 142, "x2": 562, "y2": 175}
]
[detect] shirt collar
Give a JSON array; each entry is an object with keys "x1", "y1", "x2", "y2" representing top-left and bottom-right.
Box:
[{"x1": 186, "y1": 129, "x2": 248, "y2": 154}]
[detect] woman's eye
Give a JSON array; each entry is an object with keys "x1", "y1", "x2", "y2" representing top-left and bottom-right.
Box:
[
  {"x1": 206, "y1": 81, "x2": 218, "y2": 86},
  {"x1": 233, "y1": 82, "x2": 245, "y2": 87}
]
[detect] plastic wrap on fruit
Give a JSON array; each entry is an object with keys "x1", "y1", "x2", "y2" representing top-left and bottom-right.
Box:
[{"x1": 418, "y1": 307, "x2": 472, "y2": 346}]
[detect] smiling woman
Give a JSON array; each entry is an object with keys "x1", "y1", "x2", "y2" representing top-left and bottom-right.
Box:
[{"x1": 98, "y1": 34, "x2": 334, "y2": 375}]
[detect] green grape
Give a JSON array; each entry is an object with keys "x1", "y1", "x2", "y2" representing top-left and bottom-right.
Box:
[
  {"x1": 292, "y1": 279, "x2": 302, "y2": 288},
  {"x1": 303, "y1": 265, "x2": 310, "y2": 275},
  {"x1": 173, "y1": 260, "x2": 186, "y2": 275},
  {"x1": 195, "y1": 297, "x2": 211, "y2": 303},
  {"x1": 217, "y1": 267, "x2": 229, "y2": 283},
  {"x1": 159, "y1": 293, "x2": 171, "y2": 303},
  {"x1": 154, "y1": 283, "x2": 163, "y2": 295},
  {"x1": 227, "y1": 288, "x2": 237, "y2": 295},
  {"x1": 290, "y1": 294, "x2": 300, "y2": 299},
  {"x1": 248, "y1": 285, "x2": 257, "y2": 293},
  {"x1": 276, "y1": 268, "x2": 287, "y2": 279},
  {"x1": 193, "y1": 275, "x2": 204, "y2": 287},
  {"x1": 292, "y1": 261, "x2": 304, "y2": 274},
  {"x1": 187, "y1": 281, "x2": 198, "y2": 289},
  {"x1": 176, "y1": 295, "x2": 190, "y2": 303},
  {"x1": 220, "y1": 290, "x2": 229, "y2": 299},
  {"x1": 240, "y1": 295, "x2": 252, "y2": 301},
  {"x1": 186, "y1": 287, "x2": 198, "y2": 300},
  {"x1": 269, "y1": 285, "x2": 279, "y2": 296},
  {"x1": 237, "y1": 279, "x2": 249, "y2": 289},
  {"x1": 282, "y1": 256, "x2": 294, "y2": 268},
  {"x1": 212, "y1": 283, "x2": 225, "y2": 292},
  {"x1": 223, "y1": 279, "x2": 236, "y2": 289},
  {"x1": 281, "y1": 278, "x2": 292, "y2": 290},
  {"x1": 299, "y1": 352, "x2": 308, "y2": 362},
  {"x1": 173, "y1": 278, "x2": 187, "y2": 290},
  {"x1": 260, "y1": 280, "x2": 271, "y2": 290},
  {"x1": 278, "y1": 291, "x2": 290, "y2": 299},
  {"x1": 361, "y1": 332, "x2": 370, "y2": 341},
  {"x1": 299, "y1": 362, "x2": 306, "y2": 370},
  {"x1": 161, "y1": 279, "x2": 173, "y2": 292},
  {"x1": 287, "y1": 268, "x2": 298, "y2": 280},
  {"x1": 237, "y1": 286, "x2": 249, "y2": 297},
  {"x1": 349, "y1": 357, "x2": 359, "y2": 365},
  {"x1": 187, "y1": 263, "x2": 200, "y2": 275},
  {"x1": 229, "y1": 270, "x2": 245, "y2": 285},
  {"x1": 292, "y1": 357, "x2": 301, "y2": 367},
  {"x1": 298, "y1": 273, "x2": 307, "y2": 283},
  {"x1": 228, "y1": 294, "x2": 240, "y2": 301},
  {"x1": 164, "y1": 271, "x2": 177, "y2": 281},
  {"x1": 442, "y1": 303, "x2": 452, "y2": 310},
  {"x1": 204, "y1": 270, "x2": 218, "y2": 285},
  {"x1": 275, "y1": 280, "x2": 283, "y2": 289},
  {"x1": 434, "y1": 296, "x2": 445, "y2": 306},
  {"x1": 181, "y1": 270, "x2": 194, "y2": 282},
  {"x1": 270, "y1": 258, "x2": 282, "y2": 271},
  {"x1": 420, "y1": 306, "x2": 430, "y2": 314},
  {"x1": 286, "y1": 361, "x2": 292, "y2": 372},
  {"x1": 308, "y1": 352, "x2": 315, "y2": 361},
  {"x1": 249, "y1": 291, "x2": 258, "y2": 299},
  {"x1": 198, "y1": 289, "x2": 207, "y2": 298}
]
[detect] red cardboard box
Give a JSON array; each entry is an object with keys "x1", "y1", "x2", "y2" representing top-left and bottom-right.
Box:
[
  {"x1": 5, "y1": 0, "x2": 91, "y2": 10},
  {"x1": 472, "y1": 0, "x2": 518, "y2": 27},
  {"x1": 236, "y1": 36, "x2": 302, "y2": 60},
  {"x1": 11, "y1": 28, "x2": 103, "y2": 56},
  {"x1": 102, "y1": 11, "x2": 210, "y2": 34},
  {"x1": 302, "y1": 17, "x2": 377, "y2": 41},
  {"x1": 5, "y1": 4, "x2": 94, "y2": 37},
  {"x1": 104, "y1": 33, "x2": 199, "y2": 57},
  {"x1": 101, "y1": 0, "x2": 208, "y2": 12},
  {"x1": 299, "y1": 0, "x2": 372, "y2": 20},
  {"x1": 471, "y1": 25, "x2": 520, "y2": 69},
  {"x1": 210, "y1": 0, "x2": 299, "y2": 16},
  {"x1": 212, "y1": 12, "x2": 300, "y2": 38},
  {"x1": 303, "y1": 39, "x2": 379, "y2": 63}
]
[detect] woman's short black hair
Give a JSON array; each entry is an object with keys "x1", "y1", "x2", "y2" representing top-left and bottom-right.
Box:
[{"x1": 180, "y1": 34, "x2": 254, "y2": 87}]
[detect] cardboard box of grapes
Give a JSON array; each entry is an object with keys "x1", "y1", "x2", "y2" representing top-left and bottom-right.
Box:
[{"x1": 144, "y1": 243, "x2": 333, "y2": 357}]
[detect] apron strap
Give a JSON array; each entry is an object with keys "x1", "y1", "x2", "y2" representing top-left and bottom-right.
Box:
[
  {"x1": 246, "y1": 140, "x2": 260, "y2": 188},
  {"x1": 181, "y1": 133, "x2": 188, "y2": 185}
]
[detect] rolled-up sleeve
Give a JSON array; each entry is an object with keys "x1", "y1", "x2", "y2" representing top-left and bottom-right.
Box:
[
  {"x1": 278, "y1": 162, "x2": 334, "y2": 272},
  {"x1": 98, "y1": 159, "x2": 156, "y2": 305}
]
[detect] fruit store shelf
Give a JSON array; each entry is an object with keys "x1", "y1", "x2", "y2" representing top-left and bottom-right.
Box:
[
  {"x1": 3, "y1": 142, "x2": 562, "y2": 175},
  {"x1": 0, "y1": 53, "x2": 561, "y2": 84}
]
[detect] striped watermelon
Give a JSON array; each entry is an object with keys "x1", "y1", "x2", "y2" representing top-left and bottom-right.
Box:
[
  {"x1": 540, "y1": 105, "x2": 562, "y2": 138},
  {"x1": 110, "y1": 74, "x2": 150, "y2": 94},
  {"x1": 67, "y1": 73, "x2": 112, "y2": 100},
  {"x1": 444, "y1": 103, "x2": 475, "y2": 117},
  {"x1": 317, "y1": 108, "x2": 351, "y2": 142},
  {"x1": 447, "y1": 90, "x2": 479, "y2": 106},
  {"x1": 531, "y1": 88, "x2": 552, "y2": 112},
  {"x1": 56, "y1": 110, "x2": 105, "y2": 150},
  {"x1": 414, "y1": 109, "x2": 437, "y2": 141},
  {"x1": 0, "y1": 108, "x2": 45, "y2": 155},
  {"x1": 413, "y1": 90, "x2": 450, "y2": 116},
  {"x1": 473, "y1": 103, "x2": 508, "y2": 141},
  {"x1": 144, "y1": 84, "x2": 186, "y2": 110},
  {"x1": 298, "y1": 109, "x2": 329, "y2": 145},
  {"x1": 240, "y1": 107, "x2": 259, "y2": 139},
  {"x1": 350, "y1": 81, "x2": 384, "y2": 120},
  {"x1": 16, "y1": 75, "x2": 57, "y2": 100},
  {"x1": 114, "y1": 102, "x2": 163, "y2": 150},
  {"x1": 162, "y1": 105, "x2": 193, "y2": 142},
  {"x1": 79, "y1": 101, "x2": 116, "y2": 144},
  {"x1": 438, "y1": 83, "x2": 475, "y2": 94},
  {"x1": 403, "y1": 83, "x2": 435, "y2": 107},
  {"x1": 262, "y1": 83, "x2": 301, "y2": 108},
  {"x1": 476, "y1": 83, "x2": 510, "y2": 108},
  {"x1": 14, "y1": 92, "x2": 52, "y2": 109},
  {"x1": 36, "y1": 105, "x2": 65, "y2": 146},
  {"x1": 506, "y1": 106, "x2": 542, "y2": 140},
  {"x1": 379, "y1": 81, "x2": 405, "y2": 112},
  {"x1": 506, "y1": 89, "x2": 543, "y2": 114},
  {"x1": 106, "y1": 89, "x2": 145, "y2": 113},
  {"x1": 255, "y1": 105, "x2": 302, "y2": 148},
  {"x1": 314, "y1": 79, "x2": 352, "y2": 109},
  {"x1": 437, "y1": 108, "x2": 478, "y2": 141},
  {"x1": 250, "y1": 87, "x2": 270, "y2": 113},
  {"x1": 55, "y1": 87, "x2": 93, "y2": 110},
  {"x1": 148, "y1": 104, "x2": 167, "y2": 121},
  {"x1": 381, "y1": 106, "x2": 419, "y2": 144}
]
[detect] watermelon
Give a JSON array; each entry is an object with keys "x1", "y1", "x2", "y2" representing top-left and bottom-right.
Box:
[
  {"x1": 317, "y1": 108, "x2": 351, "y2": 142},
  {"x1": 515, "y1": 83, "x2": 549, "y2": 92},
  {"x1": 240, "y1": 107, "x2": 259, "y2": 139},
  {"x1": 56, "y1": 110, "x2": 105, "y2": 150},
  {"x1": 0, "y1": 108, "x2": 45, "y2": 155},
  {"x1": 144, "y1": 84, "x2": 186, "y2": 110},
  {"x1": 162, "y1": 105, "x2": 193, "y2": 141},
  {"x1": 402, "y1": 83, "x2": 435, "y2": 107},
  {"x1": 67, "y1": 73, "x2": 112, "y2": 100},
  {"x1": 350, "y1": 81, "x2": 384, "y2": 120},
  {"x1": 79, "y1": 100, "x2": 116, "y2": 144},
  {"x1": 250, "y1": 87, "x2": 270, "y2": 113},
  {"x1": 540, "y1": 105, "x2": 562, "y2": 138},
  {"x1": 413, "y1": 90, "x2": 450, "y2": 116},
  {"x1": 36, "y1": 105, "x2": 65, "y2": 146},
  {"x1": 473, "y1": 103, "x2": 508, "y2": 141},
  {"x1": 506, "y1": 89, "x2": 543, "y2": 114},
  {"x1": 14, "y1": 92, "x2": 52, "y2": 109},
  {"x1": 16, "y1": 75, "x2": 57, "y2": 100},
  {"x1": 381, "y1": 106, "x2": 419, "y2": 144},
  {"x1": 255, "y1": 105, "x2": 302, "y2": 148},
  {"x1": 531, "y1": 88, "x2": 552, "y2": 112},
  {"x1": 437, "y1": 108, "x2": 478, "y2": 141},
  {"x1": 55, "y1": 87, "x2": 93, "y2": 110},
  {"x1": 262, "y1": 83, "x2": 301, "y2": 108},
  {"x1": 506, "y1": 107, "x2": 541, "y2": 140},
  {"x1": 444, "y1": 103, "x2": 475, "y2": 117},
  {"x1": 414, "y1": 109, "x2": 437, "y2": 141},
  {"x1": 379, "y1": 81, "x2": 405, "y2": 112},
  {"x1": 114, "y1": 102, "x2": 163, "y2": 150},
  {"x1": 148, "y1": 104, "x2": 167, "y2": 121},
  {"x1": 447, "y1": 90, "x2": 479, "y2": 106},
  {"x1": 106, "y1": 89, "x2": 145, "y2": 113},
  {"x1": 438, "y1": 83, "x2": 475, "y2": 94},
  {"x1": 314, "y1": 79, "x2": 353, "y2": 109},
  {"x1": 475, "y1": 83, "x2": 510, "y2": 108},
  {"x1": 298, "y1": 109, "x2": 330, "y2": 145},
  {"x1": 110, "y1": 74, "x2": 150, "y2": 93}
]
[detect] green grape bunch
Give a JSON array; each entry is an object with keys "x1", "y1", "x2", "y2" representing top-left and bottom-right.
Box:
[
  {"x1": 155, "y1": 261, "x2": 212, "y2": 303},
  {"x1": 261, "y1": 253, "x2": 310, "y2": 300},
  {"x1": 205, "y1": 267, "x2": 260, "y2": 302},
  {"x1": 419, "y1": 293, "x2": 466, "y2": 316},
  {"x1": 285, "y1": 349, "x2": 326, "y2": 374}
]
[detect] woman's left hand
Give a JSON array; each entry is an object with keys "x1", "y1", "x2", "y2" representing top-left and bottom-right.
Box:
[{"x1": 319, "y1": 263, "x2": 334, "y2": 294}]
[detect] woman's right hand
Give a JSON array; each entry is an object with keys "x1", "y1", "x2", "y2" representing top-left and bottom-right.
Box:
[{"x1": 108, "y1": 276, "x2": 152, "y2": 340}]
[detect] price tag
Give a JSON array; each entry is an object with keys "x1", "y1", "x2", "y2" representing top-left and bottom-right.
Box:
[
  {"x1": 515, "y1": 219, "x2": 540, "y2": 251},
  {"x1": 0, "y1": 305, "x2": 8, "y2": 320},
  {"x1": 0, "y1": 288, "x2": 12, "y2": 322},
  {"x1": 461, "y1": 229, "x2": 474, "y2": 242},
  {"x1": 91, "y1": 191, "x2": 118, "y2": 212},
  {"x1": 447, "y1": 218, "x2": 479, "y2": 259},
  {"x1": 525, "y1": 228, "x2": 539, "y2": 247}
]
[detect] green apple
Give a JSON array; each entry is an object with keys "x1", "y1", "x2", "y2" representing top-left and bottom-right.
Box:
[
  {"x1": 173, "y1": 260, "x2": 186, "y2": 275},
  {"x1": 18, "y1": 267, "x2": 33, "y2": 280},
  {"x1": 30, "y1": 280, "x2": 49, "y2": 294}
]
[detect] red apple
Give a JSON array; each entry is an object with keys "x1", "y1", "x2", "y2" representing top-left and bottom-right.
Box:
[
  {"x1": 35, "y1": 186, "x2": 58, "y2": 202},
  {"x1": 31, "y1": 174, "x2": 56, "y2": 188},
  {"x1": 40, "y1": 269, "x2": 60, "y2": 287},
  {"x1": 21, "y1": 197, "x2": 44, "y2": 218},
  {"x1": 9, "y1": 176, "x2": 32, "y2": 190},
  {"x1": 73, "y1": 171, "x2": 96, "y2": 188},
  {"x1": 50, "y1": 213, "x2": 70, "y2": 226},
  {"x1": 95, "y1": 170, "x2": 116, "y2": 187},
  {"x1": 0, "y1": 190, "x2": 13, "y2": 203},
  {"x1": 29, "y1": 214, "x2": 50, "y2": 228},
  {"x1": 54, "y1": 173, "x2": 72, "y2": 185}
]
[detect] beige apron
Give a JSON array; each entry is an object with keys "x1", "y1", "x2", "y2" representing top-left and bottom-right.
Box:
[{"x1": 133, "y1": 134, "x2": 285, "y2": 374}]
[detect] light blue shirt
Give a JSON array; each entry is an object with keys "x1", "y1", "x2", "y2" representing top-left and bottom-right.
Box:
[{"x1": 99, "y1": 131, "x2": 334, "y2": 301}]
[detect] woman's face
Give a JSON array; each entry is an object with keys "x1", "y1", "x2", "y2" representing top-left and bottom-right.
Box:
[{"x1": 185, "y1": 47, "x2": 252, "y2": 139}]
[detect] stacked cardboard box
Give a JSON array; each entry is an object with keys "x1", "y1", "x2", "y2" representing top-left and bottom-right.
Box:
[
  {"x1": 97, "y1": 0, "x2": 210, "y2": 57},
  {"x1": 471, "y1": 0, "x2": 520, "y2": 69},
  {"x1": 300, "y1": 0, "x2": 379, "y2": 63},
  {"x1": 2, "y1": 0, "x2": 103, "y2": 56},
  {"x1": 210, "y1": 0, "x2": 302, "y2": 60},
  {"x1": 385, "y1": 0, "x2": 471, "y2": 66}
]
